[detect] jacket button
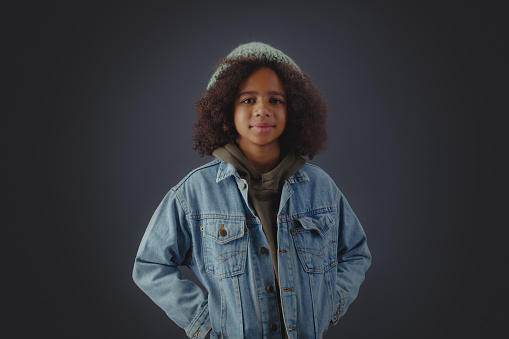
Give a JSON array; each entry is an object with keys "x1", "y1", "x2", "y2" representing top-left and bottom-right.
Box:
[
  {"x1": 238, "y1": 182, "x2": 246, "y2": 189},
  {"x1": 219, "y1": 228, "x2": 227, "y2": 237},
  {"x1": 259, "y1": 247, "x2": 268, "y2": 254},
  {"x1": 269, "y1": 324, "x2": 278, "y2": 332},
  {"x1": 266, "y1": 285, "x2": 274, "y2": 293}
]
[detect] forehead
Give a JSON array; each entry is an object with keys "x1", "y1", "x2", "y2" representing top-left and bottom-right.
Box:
[{"x1": 237, "y1": 67, "x2": 285, "y2": 93}]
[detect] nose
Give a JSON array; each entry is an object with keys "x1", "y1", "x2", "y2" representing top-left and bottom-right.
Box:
[{"x1": 254, "y1": 100, "x2": 270, "y2": 117}]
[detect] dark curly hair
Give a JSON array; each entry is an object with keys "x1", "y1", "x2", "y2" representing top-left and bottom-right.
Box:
[{"x1": 193, "y1": 56, "x2": 328, "y2": 159}]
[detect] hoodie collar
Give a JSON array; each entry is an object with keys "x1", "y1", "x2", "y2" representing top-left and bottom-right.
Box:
[{"x1": 216, "y1": 160, "x2": 309, "y2": 184}]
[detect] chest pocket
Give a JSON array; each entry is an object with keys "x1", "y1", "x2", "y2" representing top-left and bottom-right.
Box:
[
  {"x1": 291, "y1": 212, "x2": 337, "y2": 273},
  {"x1": 202, "y1": 219, "x2": 249, "y2": 279}
]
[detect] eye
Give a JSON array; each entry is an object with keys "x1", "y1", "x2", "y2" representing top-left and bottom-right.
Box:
[
  {"x1": 270, "y1": 98, "x2": 285, "y2": 105},
  {"x1": 241, "y1": 98, "x2": 255, "y2": 104}
]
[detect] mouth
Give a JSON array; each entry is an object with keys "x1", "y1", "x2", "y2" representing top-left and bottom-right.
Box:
[{"x1": 251, "y1": 123, "x2": 275, "y2": 133}]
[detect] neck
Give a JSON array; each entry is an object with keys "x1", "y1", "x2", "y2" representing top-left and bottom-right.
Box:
[{"x1": 236, "y1": 140, "x2": 281, "y2": 174}]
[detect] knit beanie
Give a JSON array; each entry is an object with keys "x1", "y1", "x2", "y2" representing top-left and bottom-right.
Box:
[{"x1": 206, "y1": 42, "x2": 302, "y2": 90}]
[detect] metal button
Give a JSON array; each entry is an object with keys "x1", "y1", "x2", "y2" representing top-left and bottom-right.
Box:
[
  {"x1": 219, "y1": 226, "x2": 227, "y2": 237},
  {"x1": 259, "y1": 247, "x2": 268, "y2": 254},
  {"x1": 266, "y1": 285, "x2": 274, "y2": 293},
  {"x1": 238, "y1": 182, "x2": 246, "y2": 189},
  {"x1": 269, "y1": 324, "x2": 277, "y2": 332}
]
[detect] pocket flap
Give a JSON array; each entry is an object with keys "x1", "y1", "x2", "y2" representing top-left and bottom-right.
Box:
[
  {"x1": 203, "y1": 219, "x2": 247, "y2": 244},
  {"x1": 297, "y1": 213, "x2": 335, "y2": 236}
]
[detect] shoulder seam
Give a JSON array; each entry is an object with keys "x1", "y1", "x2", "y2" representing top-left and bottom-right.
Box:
[
  {"x1": 174, "y1": 188, "x2": 189, "y2": 215},
  {"x1": 172, "y1": 159, "x2": 221, "y2": 191},
  {"x1": 302, "y1": 163, "x2": 341, "y2": 193},
  {"x1": 304, "y1": 162, "x2": 324, "y2": 170}
]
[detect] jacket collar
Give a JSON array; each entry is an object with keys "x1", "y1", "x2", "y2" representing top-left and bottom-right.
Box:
[{"x1": 215, "y1": 160, "x2": 309, "y2": 184}]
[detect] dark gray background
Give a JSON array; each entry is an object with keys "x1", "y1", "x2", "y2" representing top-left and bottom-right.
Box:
[{"x1": 3, "y1": 1, "x2": 508, "y2": 338}]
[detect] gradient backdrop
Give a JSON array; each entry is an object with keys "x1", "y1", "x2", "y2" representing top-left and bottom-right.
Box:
[{"x1": 3, "y1": 1, "x2": 508, "y2": 338}]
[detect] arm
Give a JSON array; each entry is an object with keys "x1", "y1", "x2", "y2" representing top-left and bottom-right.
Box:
[
  {"x1": 332, "y1": 192, "x2": 372, "y2": 324},
  {"x1": 132, "y1": 189, "x2": 211, "y2": 339}
]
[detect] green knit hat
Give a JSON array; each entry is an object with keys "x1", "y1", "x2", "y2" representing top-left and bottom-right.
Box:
[{"x1": 206, "y1": 42, "x2": 302, "y2": 90}]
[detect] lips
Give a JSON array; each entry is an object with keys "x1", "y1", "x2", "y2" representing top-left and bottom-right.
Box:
[{"x1": 251, "y1": 123, "x2": 275, "y2": 133}]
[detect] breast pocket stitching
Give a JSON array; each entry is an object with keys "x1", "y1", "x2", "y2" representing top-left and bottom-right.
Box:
[
  {"x1": 202, "y1": 219, "x2": 249, "y2": 279},
  {"x1": 291, "y1": 212, "x2": 337, "y2": 273}
]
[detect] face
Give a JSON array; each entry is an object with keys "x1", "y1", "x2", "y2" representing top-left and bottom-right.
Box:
[{"x1": 233, "y1": 67, "x2": 287, "y2": 153}]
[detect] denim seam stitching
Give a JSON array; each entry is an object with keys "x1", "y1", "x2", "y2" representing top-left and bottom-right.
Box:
[
  {"x1": 173, "y1": 188, "x2": 189, "y2": 215},
  {"x1": 174, "y1": 159, "x2": 221, "y2": 190},
  {"x1": 186, "y1": 214, "x2": 249, "y2": 221},
  {"x1": 309, "y1": 274, "x2": 320, "y2": 338},
  {"x1": 325, "y1": 270, "x2": 334, "y2": 328},
  {"x1": 220, "y1": 279, "x2": 226, "y2": 336},
  {"x1": 279, "y1": 206, "x2": 337, "y2": 223},
  {"x1": 233, "y1": 276, "x2": 244, "y2": 337},
  {"x1": 185, "y1": 302, "x2": 209, "y2": 337}
]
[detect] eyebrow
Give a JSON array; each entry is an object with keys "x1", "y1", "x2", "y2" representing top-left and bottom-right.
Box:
[{"x1": 237, "y1": 90, "x2": 286, "y2": 98}]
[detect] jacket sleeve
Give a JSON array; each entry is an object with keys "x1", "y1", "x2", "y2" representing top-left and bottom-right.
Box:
[
  {"x1": 132, "y1": 188, "x2": 211, "y2": 339},
  {"x1": 332, "y1": 191, "x2": 372, "y2": 324}
]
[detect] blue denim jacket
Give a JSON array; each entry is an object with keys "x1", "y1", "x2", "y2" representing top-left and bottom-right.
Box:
[{"x1": 133, "y1": 159, "x2": 371, "y2": 338}]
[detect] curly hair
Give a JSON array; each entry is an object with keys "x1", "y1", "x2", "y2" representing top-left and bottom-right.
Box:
[{"x1": 193, "y1": 56, "x2": 328, "y2": 159}]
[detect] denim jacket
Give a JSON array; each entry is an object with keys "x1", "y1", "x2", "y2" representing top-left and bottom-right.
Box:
[{"x1": 133, "y1": 159, "x2": 371, "y2": 338}]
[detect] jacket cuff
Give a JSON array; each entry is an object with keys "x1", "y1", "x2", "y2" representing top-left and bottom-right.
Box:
[
  {"x1": 331, "y1": 287, "x2": 348, "y2": 325},
  {"x1": 185, "y1": 304, "x2": 212, "y2": 339}
]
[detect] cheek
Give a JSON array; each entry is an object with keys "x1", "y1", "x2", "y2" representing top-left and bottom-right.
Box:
[
  {"x1": 279, "y1": 109, "x2": 288, "y2": 127},
  {"x1": 233, "y1": 110, "x2": 245, "y2": 131}
]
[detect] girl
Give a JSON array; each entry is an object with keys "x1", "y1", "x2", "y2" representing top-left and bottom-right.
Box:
[{"x1": 133, "y1": 42, "x2": 371, "y2": 338}]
